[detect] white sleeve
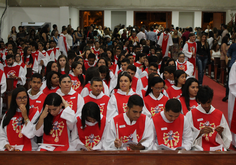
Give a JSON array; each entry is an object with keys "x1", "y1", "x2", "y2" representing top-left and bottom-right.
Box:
[
  {"x1": 183, "y1": 43, "x2": 192, "y2": 59},
  {"x1": 136, "y1": 78, "x2": 143, "y2": 96},
  {"x1": 58, "y1": 37, "x2": 66, "y2": 55},
  {"x1": 33, "y1": 123, "x2": 44, "y2": 137},
  {"x1": 80, "y1": 87, "x2": 89, "y2": 98},
  {"x1": 0, "y1": 115, "x2": 9, "y2": 150},
  {"x1": 217, "y1": 114, "x2": 232, "y2": 149},
  {"x1": 141, "y1": 116, "x2": 154, "y2": 150},
  {"x1": 1, "y1": 72, "x2": 6, "y2": 94},
  {"x1": 61, "y1": 106, "x2": 77, "y2": 130},
  {"x1": 142, "y1": 104, "x2": 152, "y2": 118},
  {"x1": 103, "y1": 81, "x2": 109, "y2": 96},
  {"x1": 49, "y1": 51, "x2": 55, "y2": 62},
  {"x1": 18, "y1": 66, "x2": 26, "y2": 85},
  {"x1": 102, "y1": 118, "x2": 122, "y2": 150},
  {"x1": 106, "y1": 95, "x2": 118, "y2": 122},
  {"x1": 140, "y1": 71, "x2": 148, "y2": 78},
  {"x1": 70, "y1": 124, "x2": 84, "y2": 151},
  {"x1": 75, "y1": 94, "x2": 84, "y2": 117},
  {"x1": 168, "y1": 34, "x2": 173, "y2": 46},
  {"x1": 56, "y1": 49, "x2": 61, "y2": 61},
  {"x1": 186, "y1": 61, "x2": 194, "y2": 77},
  {"x1": 109, "y1": 72, "x2": 117, "y2": 93},
  {"x1": 32, "y1": 58, "x2": 39, "y2": 73},
  {"x1": 93, "y1": 119, "x2": 109, "y2": 150},
  {"x1": 182, "y1": 116, "x2": 193, "y2": 150},
  {"x1": 158, "y1": 33, "x2": 163, "y2": 46},
  {"x1": 21, "y1": 111, "x2": 40, "y2": 139}
]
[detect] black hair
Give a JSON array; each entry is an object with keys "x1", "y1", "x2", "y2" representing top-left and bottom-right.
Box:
[
  {"x1": 6, "y1": 54, "x2": 14, "y2": 60},
  {"x1": 106, "y1": 49, "x2": 114, "y2": 62},
  {"x1": 166, "y1": 58, "x2": 176, "y2": 67},
  {"x1": 127, "y1": 94, "x2": 144, "y2": 108},
  {"x1": 2, "y1": 87, "x2": 29, "y2": 128},
  {"x1": 174, "y1": 70, "x2": 186, "y2": 86},
  {"x1": 96, "y1": 57, "x2": 108, "y2": 67},
  {"x1": 67, "y1": 51, "x2": 76, "y2": 60},
  {"x1": 71, "y1": 61, "x2": 84, "y2": 85},
  {"x1": 45, "y1": 61, "x2": 58, "y2": 80},
  {"x1": 59, "y1": 74, "x2": 71, "y2": 84},
  {"x1": 46, "y1": 71, "x2": 60, "y2": 89},
  {"x1": 136, "y1": 52, "x2": 146, "y2": 62},
  {"x1": 164, "y1": 65, "x2": 176, "y2": 75},
  {"x1": 149, "y1": 62, "x2": 158, "y2": 70},
  {"x1": 165, "y1": 99, "x2": 182, "y2": 113},
  {"x1": 196, "y1": 85, "x2": 213, "y2": 104},
  {"x1": 121, "y1": 58, "x2": 130, "y2": 64},
  {"x1": 148, "y1": 56, "x2": 158, "y2": 64},
  {"x1": 222, "y1": 36, "x2": 229, "y2": 44},
  {"x1": 84, "y1": 67, "x2": 100, "y2": 87},
  {"x1": 146, "y1": 77, "x2": 165, "y2": 96},
  {"x1": 23, "y1": 46, "x2": 33, "y2": 65},
  {"x1": 142, "y1": 46, "x2": 150, "y2": 55},
  {"x1": 178, "y1": 52, "x2": 185, "y2": 57},
  {"x1": 127, "y1": 64, "x2": 137, "y2": 73},
  {"x1": 31, "y1": 73, "x2": 43, "y2": 81},
  {"x1": 160, "y1": 57, "x2": 170, "y2": 74},
  {"x1": 42, "y1": 93, "x2": 62, "y2": 135},
  {"x1": 57, "y1": 54, "x2": 70, "y2": 74},
  {"x1": 81, "y1": 102, "x2": 101, "y2": 129},
  {"x1": 181, "y1": 78, "x2": 199, "y2": 111},
  {"x1": 88, "y1": 53, "x2": 96, "y2": 59},
  {"x1": 98, "y1": 65, "x2": 110, "y2": 84},
  {"x1": 91, "y1": 77, "x2": 103, "y2": 85},
  {"x1": 114, "y1": 71, "x2": 132, "y2": 90}
]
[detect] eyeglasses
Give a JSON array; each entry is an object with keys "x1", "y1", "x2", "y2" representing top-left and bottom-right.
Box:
[
  {"x1": 16, "y1": 96, "x2": 28, "y2": 101},
  {"x1": 153, "y1": 87, "x2": 164, "y2": 91}
]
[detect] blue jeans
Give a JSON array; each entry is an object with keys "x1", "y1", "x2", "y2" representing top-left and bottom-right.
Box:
[{"x1": 196, "y1": 55, "x2": 208, "y2": 85}]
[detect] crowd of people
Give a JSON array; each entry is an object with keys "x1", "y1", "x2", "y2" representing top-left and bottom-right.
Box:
[{"x1": 0, "y1": 22, "x2": 235, "y2": 152}]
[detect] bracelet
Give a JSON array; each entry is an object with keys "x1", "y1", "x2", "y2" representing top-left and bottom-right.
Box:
[{"x1": 25, "y1": 119, "x2": 30, "y2": 124}]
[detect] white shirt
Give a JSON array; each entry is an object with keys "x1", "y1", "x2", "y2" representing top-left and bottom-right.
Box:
[
  {"x1": 186, "y1": 105, "x2": 232, "y2": 150},
  {"x1": 182, "y1": 40, "x2": 197, "y2": 60},
  {"x1": 153, "y1": 111, "x2": 193, "y2": 150},
  {"x1": 103, "y1": 113, "x2": 154, "y2": 150},
  {"x1": 176, "y1": 60, "x2": 194, "y2": 77},
  {"x1": 6, "y1": 64, "x2": 26, "y2": 86},
  {"x1": 58, "y1": 33, "x2": 70, "y2": 56}
]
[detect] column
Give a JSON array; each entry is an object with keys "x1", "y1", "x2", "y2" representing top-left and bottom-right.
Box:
[
  {"x1": 126, "y1": 10, "x2": 133, "y2": 27},
  {"x1": 59, "y1": 6, "x2": 69, "y2": 31},
  {"x1": 194, "y1": 11, "x2": 202, "y2": 28},
  {"x1": 104, "y1": 10, "x2": 111, "y2": 28},
  {"x1": 172, "y1": 11, "x2": 179, "y2": 28}
]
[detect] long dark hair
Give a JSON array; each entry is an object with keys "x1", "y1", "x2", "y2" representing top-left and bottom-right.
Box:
[
  {"x1": 46, "y1": 71, "x2": 60, "y2": 89},
  {"x1": 174, "y1": 70, "x2": 186, "y2": 86},
  {"x1": 98, "y1": 65, "x2": 110, "y2": 84},
  {"x1": 106, "y1": 49, "x2": 114, "y2": 62},
  {"x1": 114, "y1": 71, "x2": 132, "y2": 90},
  {"x1": 145, "y1": 77, "x2": 165, "y2": 96},
  {"x1": 2, "y1": 87, "x2": 30, "y2": 128},
  {"x1": 23, "y1": 46, "x2": 33, "y2": 65},
  {"x1": 71, "y1": 61, "x2": 84, "y2": 85},
  {"x1": 81, "y1": 102, "x2": 101, "y2": 129},
  {"x1": 182, "y1": 78, "x2": 199, "y2": 111},
  {"x1": 42, "y1": 93, "x2": 62, "y2": 135},
  {"x1": 59, "y1": 74, "x2": 71, "y2": 86},
  {"x1": 160, "y1": 57, "x2": 170, "y2": 74},
  {"x1": 45, "y1": 61, "x2": 59, "y2": 80},
  {"x1": 57, "y1": 55, "x2": 70, "y2": 74},
  {"x1": 84, "y1": 67, "x2": 100, "y2": 87}
]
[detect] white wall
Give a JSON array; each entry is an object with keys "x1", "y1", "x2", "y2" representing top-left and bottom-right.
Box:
[
  {"x1": 172, "y1": 11, "x2": 179, "y2": 28},
  {"x1": 194, "y1": 11, "x2": 202, "y2": 28},
  {"x1": 126, "y1": 10, "x2": 133, "y2": 27},
  {"x1": 69, "y1": 7, "x2": 79, "y2": 29},
  {"x1": 104, "y1": 10, "x2": 111, "y2": 29},
  {"x1": 111, "y1": 11, "x2": 126, "y2": 31},
  {"x1": 179, "y1": 12, "x2": 194, "y2": 28}
]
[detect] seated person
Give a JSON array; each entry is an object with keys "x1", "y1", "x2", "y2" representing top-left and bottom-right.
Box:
[
  {"x1": 103, "y1": 95, "x2": 153, "y2": 150},
  {"x1": 186, "y1": 86, "x2": 232, "y2": 151},
  {"x1": 71, "y1": 102, "x2": 108, "y2": 151},
  {"x1": 153, "y1": 99, "x2": 193, "y2": 150}
]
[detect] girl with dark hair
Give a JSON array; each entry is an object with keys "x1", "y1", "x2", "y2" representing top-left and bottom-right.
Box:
[
  {"x1": 99, "y1": 65, "x2": 112, "y2": 89},
  {"x1": 43, "y1": 71, "x2": 60, "y2": 95},
  {"x1": 38, "y1": 42, "x2": 50, "y2": 74},
  {"x1": 166, "y1": 70, "x2": 186, "y2": 99},
  {"x1": 179, "y1": 78, "x2": 199, "y2": 115},
  {"x1": 176, "y1": 52, "x2": 194, "y2": 77},
  {"x1": 159, "y1": 57, "x2": 170, "y2": 75},
  {"x1": 107, "y1": 71, "x2": 135, "y2": 119},
  {"x1": 143, "y1": 77, "x2": 168, "y2": 118},
  {"x1": 57, "y1": 55, "x2": 70, "y2": 75},
  {"x1": 0, "y1": 87, "x2": 39, "y2": 151},
  {"x1": 81, "y1": 67, "x2": 109, "y2": 97},
  {"x1": 22, "y1": 47, "x2": 34, "y2": 69},
  {"x1": 56, "y1": 74, "x2": 84, "y2": 116},
  {"x1": 71, "y1": 102, "x2": 107, "y2": 151},
  {"x1": 34, "y1": 93, "x2": 76, "y2": 151},
  {"x1": 14, "y1": 52, "x2": 27, "y2": 76},
  {"x1": 69, "y1": 62, "x2": 85, "y2": 94}
]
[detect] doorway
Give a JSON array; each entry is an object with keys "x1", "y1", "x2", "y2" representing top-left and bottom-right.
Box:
[
  {"x1": 79, "y1": 11, "x2": 104, "y2": 29},
  {"x1": 202, "y1": 12, "x2": 226, "y2": 30},
  {"x1": 134, "y1": 11, "x2": 172, "y2": 30}
]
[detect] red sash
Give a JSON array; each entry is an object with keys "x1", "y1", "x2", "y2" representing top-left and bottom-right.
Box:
[
  {"x1": 6, "y1": 108, "x2": 37, "y2": 151},
  {"x1": 84, "y1": 95, "x2": 110, "y2": 117},
  {"x1": 166, "y1": 86, "x2": 182, "y2": 99},
  {"x1": 76, "y1": 116, "x2": 106, "y2": 148},
  {"x1": 187, "y1": 42, "x2": 196, "y2": 73},
  {"x1": 192, "y1": 108, "x2": 223, "y2": 151},
  {"x1": 176, "y1": 61, "x2": 188, "y2": 72},
  {"x1": 141, "y1": 76, "x2": 148, "y2": 88},
  {"x1": 131, "y1": 77, "x2": 138, "y2": 92},
  {"x1": 4, "y1": 65, "x2": 21, "y2": 88},
  {"x1": 114, "y1": 93, "x2": 132, "y2": 114},
  {"x1": 114, "y1": 114, "x2": 146, "y2": 150},
  {"x1": 161, "y1": 33, "x2": 169, "y2": 57},
  {"x1": 153, "y1": 113, "x2": 184, "y2": 149},
  {"x1": 62, "y1": 34, "x2": 68, "y2": 53},
  {"x1": 43, "y1": 86, "x2": 60, "y2": 95},
  {"x1": 41, "y1": 110, "x2": 69, "y2": 151},
  {"x1": 143, "y1": 94, "x2": 168, "y2": 117},
  {"x1": 62, "y1": 92, "x2": 79, "y2": 113},
  {"x1": 179, "y1": 96, "x2": 198, "y2": 115},
  {"x1": 29, "y1": 93, "x2": 47, "y2": 113},
  {"x1": 69, "y1": 74, "x2": 83, "y2": 94}
]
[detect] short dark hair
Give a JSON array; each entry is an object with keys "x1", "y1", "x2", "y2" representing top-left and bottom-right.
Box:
[
  {"x1": 88, "y1": 53, "x2": 96, "y2": 59},
  {"x1": 31, "y1": 73, "x2": 42, "y2": 81},
  {"x1": 149, "y1": 62, "x2": 158, "y2": 69},
  {"x1": 121, "y1": 58, "x2": 130, "y2": 64},
  {"x1": 127, "y1": 64, "x2": 136, "y2": 73},
  {"x1": 164, "y1": 65, "x2": 176, "y2": 74},
  {"x1": 127, "y1": 94, "x2": 144, "y2": 108},
  {"x1": 189, "y1": 32, "x2": 195, "y2": 38},
  {"x1": 196, "y1": 86, "x2": 213, "y2": 104},
  {"x1": 91, "y1": 77, "x2": 103, "y2": 85},
  {"x1": 165, "y1": 99, "x2": 182, "y2": 113},
  {"x1": 6, "y1": 54, "x2": 14, "y2": 60}
]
